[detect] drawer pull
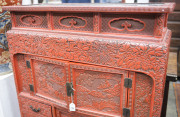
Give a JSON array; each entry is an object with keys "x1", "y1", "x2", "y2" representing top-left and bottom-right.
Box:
[{"x1": 29, "y1": 105, "x2": 41, "y2": 112}]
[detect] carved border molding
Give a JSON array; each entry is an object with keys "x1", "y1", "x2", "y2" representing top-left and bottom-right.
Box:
[{"x1": 3, "y1": 3, "x2": 175, "y2": 13}]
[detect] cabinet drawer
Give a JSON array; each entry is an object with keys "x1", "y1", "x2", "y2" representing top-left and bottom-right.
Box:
[{"x1": 19, "y1": 96, "x2": 52, "y2": 117}]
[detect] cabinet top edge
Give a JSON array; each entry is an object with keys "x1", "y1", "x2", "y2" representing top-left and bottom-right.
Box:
[{"x1": 2, "y1": 3, "x2": 175, "y2": 13}]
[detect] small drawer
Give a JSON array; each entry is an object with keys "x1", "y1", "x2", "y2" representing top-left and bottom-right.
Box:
[{"x1": 19, "y1": 96, "x2": 52, "y2": 117}]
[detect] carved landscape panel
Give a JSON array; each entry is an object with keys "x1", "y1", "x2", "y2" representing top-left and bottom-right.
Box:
[
  {"x1": 71, "y1": 64, "x2": 124, "y2": 116},
  {"x1": 32, "y1": 58, "x2": 68, "y2": 105}
]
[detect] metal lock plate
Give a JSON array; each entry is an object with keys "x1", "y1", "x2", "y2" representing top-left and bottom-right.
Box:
[
  {"x1": 123, "y1": 108, "x2": 130, "y2": 117},
  {"x1": 29, "y1": 84, "x2": 34, "y2": 92},
  {"x1": 26, "y1": 60, "x2": 31, "y2": 68},
  {"x1": 66, "y1": 82, "x2": 74, "y2": 97},
  {"x1": 124, "y1": 78, "x2": 132, "y2": 88}
]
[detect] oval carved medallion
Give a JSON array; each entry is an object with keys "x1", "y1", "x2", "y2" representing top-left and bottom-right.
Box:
[
  {"x1": 59, "y1": 16, "x2": 87, "y2": 28},
  {"x1": 20, "y1": 15, "x2": 43, "y2": 26},
  {"x1": 108, "y1": 17, "x2": 146, "y2": 32}
]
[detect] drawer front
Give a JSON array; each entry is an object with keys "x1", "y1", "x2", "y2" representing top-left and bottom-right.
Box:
[
  {"x1": 19, "y1": 96, "x2": 52, "y2": 117},
  {"x1": 53, "y1": 13, "x2": 94, "y2": 32},
  {"x1": 56, "y1": 108, "x2": 69, "y2": 117},
  {"x1": 14, "y1": 12, "x2": 48, "y2": 29}
]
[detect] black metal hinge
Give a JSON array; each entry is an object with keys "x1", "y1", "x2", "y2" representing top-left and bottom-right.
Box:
[
  {"x1": 66, "y1": 82, "x2": 74, "y2": 97},
  {"x1": 26, "y1": 60, "x2": 31, "y2": 68},
  {"x1": 29, "y1": 84, "x2": 34, "y2": 92},
  {"x1": 124, "y1": 78, "x2": 132, "y2": 88},
  {"x1": 123, "y1": 108, "x2": 130, "y2": 117}
]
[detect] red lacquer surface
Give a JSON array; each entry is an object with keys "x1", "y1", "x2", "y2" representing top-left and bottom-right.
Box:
[{"x1": 3, "y1": 3, "x2": 175, "y2": 117}]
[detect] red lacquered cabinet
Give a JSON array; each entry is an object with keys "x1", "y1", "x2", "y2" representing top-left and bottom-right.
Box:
[{"x1": 3, "y1": 3, "x2": 175, "y2": 117}]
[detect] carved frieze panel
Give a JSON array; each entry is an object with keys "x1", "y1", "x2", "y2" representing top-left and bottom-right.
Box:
[
  {"x1": 20, "y1": 15, "x2": 43, "y2": 26},
  {"x1": 108, "y1": 17, "x2": 146, "y2": 32},
  {"x1": 10, "y1": 11, "x2": 166, "y2": 38},
  {"x1": 53, "y1": 13, "x2": 93, "y2": 32},
  {"x1": 59, "y1": 16, "x2": 87, "y2": 29},
  {"x1": 15, "y1": 12, "x2": 48, "y2": 28},
  {"x1": 101, "y1": 13, "x2": 156, "y2": 36}
]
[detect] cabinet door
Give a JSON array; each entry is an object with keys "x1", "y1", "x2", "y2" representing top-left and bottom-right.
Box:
[
  {"x1": 30, "y1": 55, "x2": 69, "y2": 107},
  {"x1": 70, "y1": 63, "x2": 128, "y2": 117},
  {"x1": 14, "y1": 54, "x2": 32, "y2": 94},
  {"x1": 128, "y1": 72, "x2": 154, "y2": 117}
]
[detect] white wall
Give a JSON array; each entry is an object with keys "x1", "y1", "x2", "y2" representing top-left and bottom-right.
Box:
[{"x1": 0, "y1": 73, "x2": 21, "y2": 117}]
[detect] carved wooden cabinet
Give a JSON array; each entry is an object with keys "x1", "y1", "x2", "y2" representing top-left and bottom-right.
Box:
[{"x1": 3, "y1": 3, "x2": 175, "y2": 117}]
